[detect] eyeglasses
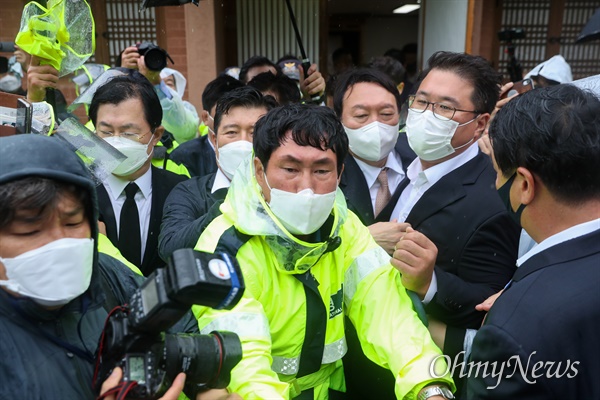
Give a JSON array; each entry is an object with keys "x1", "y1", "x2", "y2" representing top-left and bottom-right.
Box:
[
  {"x1": 408, "y1": 95, "x2": 479, "y2": 121},
  {"x1": 94, "y1": 129, "x2": 153, "y2": 142}
]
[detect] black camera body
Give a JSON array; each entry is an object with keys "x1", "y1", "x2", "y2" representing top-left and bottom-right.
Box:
[
  {"x1": 136, "y1": 42, "x2": 174, "y2": 71},
  {"x1": 497, "y1": 28, "x2": 526, "y2": 42},
  {"x1": 94, "y1": 249, "x2": 245, "y2": 399}
]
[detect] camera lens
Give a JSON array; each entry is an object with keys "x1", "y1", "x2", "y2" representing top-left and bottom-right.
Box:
[
  {"x1": 144, "y1": 47, "x2": 167, "y2": 71},
  {"x1": 164, "y1": 331, "x2": 242, "y2": 388}
]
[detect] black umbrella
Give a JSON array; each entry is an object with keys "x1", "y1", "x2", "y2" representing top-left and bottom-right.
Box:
[
  {"x1": 576, "y1": 7, "x2": 600, "y2": 43},
  {"x1": 140, "y1": 0, "x2": 199, "y2": 10}
]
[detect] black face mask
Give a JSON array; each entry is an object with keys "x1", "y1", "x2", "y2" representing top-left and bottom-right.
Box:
[{"x1": 497, "y1": 172, "x2": 526, "y2": 227}]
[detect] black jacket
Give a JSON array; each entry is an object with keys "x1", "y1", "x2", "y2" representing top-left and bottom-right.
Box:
[
  {"x1": 97, "y1": 166, "x2": 187, "y2": 276},
  {"x1": 159, "y1": 172, "x2": 228, "y2": 261},
  {"x1": 0, "y1": 254, "x2": 141, "y2": 399},
  {"x1": 466, "y1": 228, "x2": 600, "y2": 399},
  {"x1": 169, "y1": 134, "x2": 217, "y2": 178},
  {"x1": 344, "y1": 152, "x2": 520, "y2": 400},
  {"x1": 339, "y1": 133, "x2": 416, "y2": 225}
]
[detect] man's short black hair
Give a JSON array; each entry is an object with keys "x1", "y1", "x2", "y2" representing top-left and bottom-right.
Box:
[
  {"x1": 490, "y1": 85, "x2": 600, "y2": 205},
  {"x1": 420, "y1": 51, "x2": 502, "y2": 114},
  {"x1": 253, "y1": 103, "x2": 349, "y2": 175},
  {"x1": 333, "y1": 68, "x2": 401, "y2": 117},
  {"x1": 248, "y1": 72, "x2": 301, "y2": 105},
  {"x1": 0, "y1": 177, "x2": 91, "y2": 232},
  {"x1": 239, "y1": 56, "x2": 280, "y2": 84},
  {"x1": 368, "y1": 56, "x2": 406, "y2": 86},
  {"x1": 202, "y1": 74, "x2": 245, "y2": 112},
  {"x1": 89, "y1": 72, "x2": 162, "y2": 131},
  {"x1": 213, "y1": 86, "x2": 278, "y2": 135}
]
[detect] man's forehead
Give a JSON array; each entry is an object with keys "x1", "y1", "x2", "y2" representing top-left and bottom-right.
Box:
[
  {"x1": 420, "y1": 68, "x2": 475, "y2": 103},
  {"x1": 220, "y1": 106, "x2": 267, "y2": 123},
  {"x1": 274, "y1": 131, "x2": 336, "y2": 160},
  {"x1": 343, "y1": 82, "x2": 396, "y2": 106}
]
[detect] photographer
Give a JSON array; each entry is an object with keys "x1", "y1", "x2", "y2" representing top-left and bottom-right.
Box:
[
  {"x1": 0, "y1": 134, "x2": 196, "y2": 398},
  {"x1": 120, "y1": 44, "x2": 200, "y2": 144}
]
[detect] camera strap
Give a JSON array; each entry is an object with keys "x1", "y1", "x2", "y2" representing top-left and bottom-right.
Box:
[{"x1": 96, "y1": 380, "x2": 138, "y2": 400}]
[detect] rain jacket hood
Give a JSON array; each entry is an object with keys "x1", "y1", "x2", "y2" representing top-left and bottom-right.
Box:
[
  {"x1": 221, "y1": 156, "x2": 347, "y2": 274},
  {"x1": 0, "y1": 134, "x2": 102, "y2": 304},
  {"x1": 525, "y1": 54, "x2": 573, "y2": 84},
  {"x1": 160, "y1": 67, "x2": 187, "y2": 98}
]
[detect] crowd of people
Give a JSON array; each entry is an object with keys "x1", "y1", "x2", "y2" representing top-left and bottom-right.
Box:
[{"x1": 0, "y1": 35, "x2": 598, "y2": 400}]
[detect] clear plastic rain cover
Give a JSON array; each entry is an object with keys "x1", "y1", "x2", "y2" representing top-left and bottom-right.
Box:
[
  {"x1": 54, "y1": 118, "x2": 126, "y2": 182},
  {"x1": 15, "y1": 0, "x2": 95, "y2": 77}
]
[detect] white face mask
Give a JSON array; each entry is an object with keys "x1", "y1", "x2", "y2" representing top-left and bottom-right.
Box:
[
  {"x1": 0, "y1": 238, "x2": 94, "y2": 307},
  {"x1": 344, "y1": 121, "x2": 400, "y2": 162},
  {"x1": 406, "y1": 110, "x2": 478, "y2": 161},
  {"x1": 104, "y1": 136, "x2": 152, "y2": 176},
  {"x1": 217, "y1": 140, "x2": 253, "y2": 180},
  {"x1": 265, "y1": 175, "x2": 336, "y2": 235}
]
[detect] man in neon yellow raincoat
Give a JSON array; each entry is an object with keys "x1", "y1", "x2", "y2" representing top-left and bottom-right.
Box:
[{"x1": 193, "y1": 104, "x2": 454, "y2": 400}]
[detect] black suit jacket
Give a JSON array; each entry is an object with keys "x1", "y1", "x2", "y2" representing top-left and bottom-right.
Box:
[
  {"x1": 412, "y1": 153, "x2": 519, "y2": 331},
  {"x1": 339, "y1": 133, "x2": 416, "y2": 225},
  {"x1": 97, "y1": 166, "x2": 187, "y2": 276},
  {"x1": 158, "y1": 172, "x2": 228, "y2": 261},
  {"x1": 466, "y1": 228, "x2": 600, "y2": 399},
  {"x1": 169, "y1": 134, "x2": 217, "y2": 178},
  {"x1": 344, "y1": 152, "x2": 520, "y2": 400}
]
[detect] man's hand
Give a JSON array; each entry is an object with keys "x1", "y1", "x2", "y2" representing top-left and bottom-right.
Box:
[
  {"x1": 120, "y1": 46, "x2": 140, "y2": 69},
  {"x1": 99, "y1": 367, "x2": 186, "y2": 400},
  {"x1": 196, "y1": 389, "x2": 243, "y2": 400},
  {"x1": 368, "y1": 220, "x2": 411, "y2": 255},
  {"x1": 98, "y1": 220, "x2": 107, "y2": 236},
  {"x1": 391, "y1": 226, "x2": 437, "y2": 298},
  {"x1": 475, "y1": 288, "x2": 504, "y2": 326},
  {"x1": 27, "y1": 56, "x2": 59, "y2": 103},
  {"x1": 427, "y1": 317, "x2": 447, "y2": 351},
  {"x1": 137, "y1": 55, "x2": 161, "y2": 85},
  {"x1": 299, "y1": 63, "x2": 325, "y2": 99},
  {"x1": 475, "y1": 289, "x2": 504, "y2": 313}
]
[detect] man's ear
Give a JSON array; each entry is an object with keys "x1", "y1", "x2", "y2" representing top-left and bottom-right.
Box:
[
  {"x1": 208, "y1": 127, "x2": 217, "y2": 149},
  {"x1": 473, "y1": 113, "x2": 490, "y2": 141},
  {"x1": 201, "y1": 110, "x2": 210, "y2": 126},
  {"x1": 516, "y1": 166, "x2": 536, "y2": 206},
  {"x1": 254, "y1": 157, "x2": 265, "y2": 182},
  {"x1": 151, "y1": 126, "x2": 164, "y2": 146},
  {"x1": 254, "y1": 157, "x2": 270, "y2": 202},
  {"x1": 397, "y1": 82, "x2": 405, "y2": 95}
]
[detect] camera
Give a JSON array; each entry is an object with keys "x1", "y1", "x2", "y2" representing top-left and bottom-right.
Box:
[
  {"x1": 0, "y1": 42, "x2": 15, "y2": 52},
  {"x1": 136, "y1": 42, "x2": 174, "y2": 71},
  {"x1": 497, "y1": 28, "x2": 526, "y2": 42},
  {"x1": 94, "y1": 249, "x2": 245, "y2": 399}
]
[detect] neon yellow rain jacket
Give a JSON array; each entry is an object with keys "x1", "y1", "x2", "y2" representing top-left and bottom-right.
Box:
[{"x1": 192, "y1": 160, "x2": 453, "y2": 399}]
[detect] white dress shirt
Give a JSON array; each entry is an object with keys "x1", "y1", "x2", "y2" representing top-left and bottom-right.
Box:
[
  {"x1": 517, "y1": 218, "x2": 600, "y2": 267},
  {"x1": 353, "y1": 150, "x2": 406, "y2": 214},
  {"x1": 390, "y1": 143, "x2": 479, "y2": 303},
  {"x1": 211, "y1": 168, "x2": 231, "y2": 194},
  {"x1": 102, "y1": 168, "x2": 153, "y2": 262}
]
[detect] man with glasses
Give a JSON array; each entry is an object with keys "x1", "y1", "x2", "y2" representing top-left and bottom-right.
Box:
[
  {"x1": 388, "y1": 51, "x2": 520, "y2": 393},
  {"x1": 89, "y1": 72, "x2": 187, "y2": 276}
]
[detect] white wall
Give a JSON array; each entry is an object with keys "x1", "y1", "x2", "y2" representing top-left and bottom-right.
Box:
[{"x1": 421, "y1": 0, "x2": 469, "y2": 66}]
